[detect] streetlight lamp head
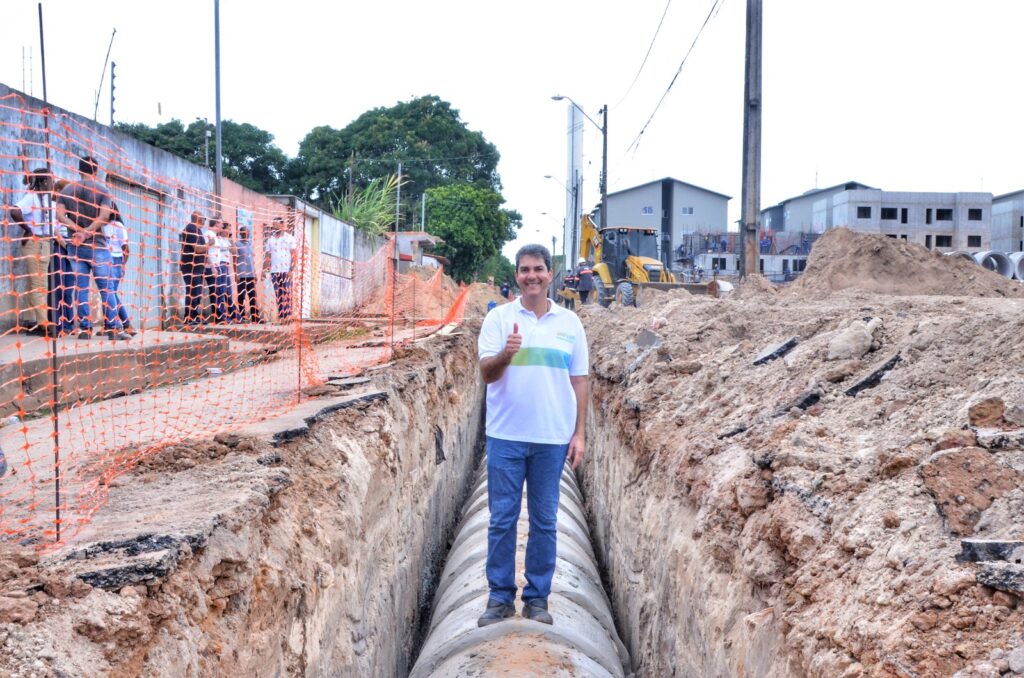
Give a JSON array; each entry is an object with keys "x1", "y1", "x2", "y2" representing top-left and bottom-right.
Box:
[
  {"x1": 543, "y1": 174, "x2": 553, "y2": 179},
  {"x1": 551, "y1": 95, "x2": 564, "y2": 101}
]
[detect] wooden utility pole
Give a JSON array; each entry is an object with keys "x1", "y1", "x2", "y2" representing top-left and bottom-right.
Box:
[{"x1": 739, "y1": 0, "x2": 762, "y2": 279}]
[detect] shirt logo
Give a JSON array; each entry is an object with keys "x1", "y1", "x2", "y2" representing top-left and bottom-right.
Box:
[{"x1": 555, "y1": 332, "x2": 575, "y2": 344}]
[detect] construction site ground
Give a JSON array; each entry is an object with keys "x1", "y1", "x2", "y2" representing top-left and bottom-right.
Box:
[{"x1": 0, "y1": 232, "x2": 1022, "y2": 677}]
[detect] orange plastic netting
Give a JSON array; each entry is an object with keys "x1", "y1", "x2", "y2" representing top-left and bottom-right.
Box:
[{"x1": 0, "y1": 92, "x2": 463, "y2": 546}]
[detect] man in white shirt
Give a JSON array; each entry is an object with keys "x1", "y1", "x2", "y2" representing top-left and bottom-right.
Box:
[
  {"x1": 263, "y1": 218, "x2": 298, "y2": 321},
  {"x1": 476, "y1": 243, "x2": 589, "y2": 627},
  {"x1": 10, "y1": 169, "x2": 55, "y2": 336}
]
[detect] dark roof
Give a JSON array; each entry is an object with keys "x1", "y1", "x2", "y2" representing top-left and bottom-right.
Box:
[
  {"x1": 606, "y1": 177, "x2": 731, "y2": 201},
  {"x1": 768, "y1": 181, "x2": 874, "y2": 208}
]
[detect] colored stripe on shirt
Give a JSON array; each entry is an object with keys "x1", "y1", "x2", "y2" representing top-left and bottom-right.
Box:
[{"x1": 510, "y1": 347, "x2": 571, "y2": 369}]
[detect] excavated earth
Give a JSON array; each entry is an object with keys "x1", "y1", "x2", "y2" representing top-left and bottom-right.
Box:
[
  {"x1": 578, "y1": 231, "x2": 1024, "y2": 678},
  {"x1": 1, "y1": 235, "x2": 1023, "y2": 678},
  {"x1": 0, "y1": 330, "x2": 486, "y2": 678}
]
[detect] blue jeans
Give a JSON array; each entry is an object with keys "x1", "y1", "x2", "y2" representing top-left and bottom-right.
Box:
[
  {"x1": 214, "y1": 263, "x2": 235, "y2": 323},
  {"x1": 485, "y1": 436, "x2": 568, "y2": 606},
  {"x1": 66, "y1": 243, "x2": 120, "y2": 331},
  {"x1": 53, "y1": 245, "x2": 76, "y2": 333},
  {"x1": 109, "y1": 259, "x2": 130, "y2": 328}
]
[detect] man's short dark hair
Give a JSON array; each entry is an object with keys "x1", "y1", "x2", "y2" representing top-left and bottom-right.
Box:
[
  {"x1": 515, "y1": 243, "x2": 551, "y2": 271},
  {"x1": 78, "y1": 156, "x2": 98, "y2": 175}
]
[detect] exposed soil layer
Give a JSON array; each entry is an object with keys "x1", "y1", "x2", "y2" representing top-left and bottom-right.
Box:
[
  {"x1": 578, "y1": 260, "x2": 1024, "y2": 677},
  {"x1": 0, "y1": 329, "x2": 484, "y2": 677}
]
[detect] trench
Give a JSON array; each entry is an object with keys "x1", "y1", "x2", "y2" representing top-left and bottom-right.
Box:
[{"x1": 38, "y1": 329, "x2": 790, "y2": 677}]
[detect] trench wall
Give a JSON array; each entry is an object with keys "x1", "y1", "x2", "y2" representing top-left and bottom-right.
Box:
[
  {"x1": 579, "y1": 378, "x2": 794, "y2": 678},
  {"x1": 28, "y1": 331, "x2": 485, "y2": 677}
]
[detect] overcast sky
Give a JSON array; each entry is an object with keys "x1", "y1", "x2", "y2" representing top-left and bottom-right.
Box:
[{"x1": 4, "y1": 0, "x2": 1023, "y2": 261}]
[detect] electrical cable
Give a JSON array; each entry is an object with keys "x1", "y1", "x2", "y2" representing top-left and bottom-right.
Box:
[
  {"x1": 612, "y1": 0, "x2": 673, "y2": 110},
  {"x1": 627, "y1": 0, "x2": 725, "y2": 153}
]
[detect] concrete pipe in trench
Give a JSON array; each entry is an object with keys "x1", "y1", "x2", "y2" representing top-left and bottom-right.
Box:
[
  {"x1": 409, "y1": 465, "x2": 631, "y2": 677},
  {"x1": 1008, "y1": 252, "x2": 1024, "y2": 281},
  {"x1": 972, "y1": 250, "x2": 1013, "y2": 277}
]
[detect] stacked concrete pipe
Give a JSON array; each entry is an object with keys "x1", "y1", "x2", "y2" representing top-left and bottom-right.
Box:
[
  {"x1": 409, "y1": 464, "x2": 631, "y2": 677},
  {"x1": 972, "y1": 250, "x2": 1013, "y2": 278},
  {"x1": 1008, "y1": 252, "x2": 1024, "y2": 280},
  {"x1": 945, "y1": 251, "x2": 977, "y2": 263}
]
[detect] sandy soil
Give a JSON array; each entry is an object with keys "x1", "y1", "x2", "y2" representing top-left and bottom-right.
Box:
[{"x1": 578, "y1": 231, "x2": 1024, "y2": 677}]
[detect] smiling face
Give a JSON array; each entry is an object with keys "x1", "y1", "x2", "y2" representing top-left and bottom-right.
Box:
[{"x1": 514, "y1": 254, "x2": 553, "y2": 302}]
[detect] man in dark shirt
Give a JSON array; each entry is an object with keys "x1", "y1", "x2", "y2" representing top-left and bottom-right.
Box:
[
  {"x1": 576, "y1": 258, "x2": 594, "y2": 304},
  {"x1": 55, "y1": 156, "x2": 129, "y2": 340},
  {"x1": 179, "y1": 211, "x2": 210, "y2": 325}
]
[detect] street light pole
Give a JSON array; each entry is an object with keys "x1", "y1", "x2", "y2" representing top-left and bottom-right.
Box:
[
  {"x1": 552, "y1": 96, "x2": 608, "y2": 229},
  {"x1": 600, "y1": 105, "x2": 608, "y2": 231}
]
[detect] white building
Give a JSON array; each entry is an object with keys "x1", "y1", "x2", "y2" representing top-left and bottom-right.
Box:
[
  {"x1": 992, "y1": 190, "x2": 1024, "y2": 253},
  {"x1": 764, "y1": 183, "x2": 996, "y2": 253},
  {"x1": 592, "y1": 177, "x2": 731, "y2": 268},
  {"x1": 832, "y1": 189, "x2": 992, "y2": 252}
]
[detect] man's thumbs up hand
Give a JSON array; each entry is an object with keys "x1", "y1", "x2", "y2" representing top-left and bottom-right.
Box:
[{"x1": 502, "y1": 323, "x2": 522, "y2": 363}]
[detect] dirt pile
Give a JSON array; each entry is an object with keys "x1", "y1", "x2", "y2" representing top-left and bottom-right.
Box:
[
  {"x1": 790, "y1": 228, "x2": 1024, "y2": 297},
  {"x1": 465, "y1": 282, "x2": 506, "y2": 319},
  {"x1": 580, "y1": 286, "x2": 1024, "y2": 677},
  {"x1": 732, "y1": 273, "x2": 780, "y2": 300}
]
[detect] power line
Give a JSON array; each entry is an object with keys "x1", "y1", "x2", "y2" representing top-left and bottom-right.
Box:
[
  {"x1": 613, "y1": 0, "x2": 673, "y2": 110},
  {"x1": 627, "y1": 0, "x2": 725, "y2": 153}
]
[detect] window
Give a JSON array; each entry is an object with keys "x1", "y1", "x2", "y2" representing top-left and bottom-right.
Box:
[
  {"x1": 759, "y1": 259, "x2": 764, "y2": 272},
  {"x1": 881, "y1": 207, "x2": 898, "y2": 220},
  {"x1": 968, "y1": 235, "x2": 982, "y2": 247},
  {"x1": 968, "y1": 208, "x2": 982, "y2": 221},
  {"x1": 712, "y1": 257, "x2": 727, "y2": 270},
  {"x1": 641, "y1": 206, "x2": 654, "y2": 216},
  {"x1": 901, "y1": 208, "x2": 908, "y2": 224},
  {"x1": 936, "y1": 208, "x2": 953, "y2": 221},
  {"x1": 925, "y1": 235, "x2": 932, "y2": 249},
  {"x1": 900, "y1": 234, "x2": 908, "y2": 241},
  {"x1": 885, "y1": 234, "x2": 898, "y2": 239},
  {"x1": 681, "y1": 206, "x2": 694, "y2": 215},
  {"x1": 926, "y1": 208, "x2": 932, "y2": 225},
  {"x1": 935, "y1": 235, "x2": 953, "y2": 247},
  {"x1": 794, "y1": 259, "x2": 807, "y2": 272},
  {"x1": 857, "y1": 206, "x2": 871, "y2": 219}
]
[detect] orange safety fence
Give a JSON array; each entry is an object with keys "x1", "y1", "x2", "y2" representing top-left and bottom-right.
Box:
[{"x1": 0, "y1": 90, "x2": 466, "y2": 547}]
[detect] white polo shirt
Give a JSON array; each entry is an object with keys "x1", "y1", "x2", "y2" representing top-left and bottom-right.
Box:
[
  {"x1": 15, "y1": 192, "x2": 55, "y2": 237},
  {"x1": 478, "y1": 297, "x2": 589, "y2": 445}
]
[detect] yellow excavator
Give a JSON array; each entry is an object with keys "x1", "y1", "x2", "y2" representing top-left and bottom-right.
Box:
[{"x1": 559, "y1": 214, "x2": 685, "y2": 307}]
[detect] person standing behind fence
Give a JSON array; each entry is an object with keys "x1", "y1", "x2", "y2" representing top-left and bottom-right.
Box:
[
  {"x1": 209, "y1": 221, "x2": 236, "y2": 324},
  {"x1": 10, "y1": 169, "x2": 55, "y2": 337},
  {"x1": 179, "y1": 211, "x2": 210, "y2": 326},
  {"x1": 55, "y1": 156, "x2": 129, "y2": 341},
  {"x1": 234, "y1": 225, "x2": 260, "y2": 323},
  {"x1": 202, "y1": 218, "x2": 219, "y2": 322},
  {"x1": 104, "y1": 204, "x2": 135, "y2": 336},
  {"x1": 264, "y1": 219, "x2": 297, "y2": 321}
]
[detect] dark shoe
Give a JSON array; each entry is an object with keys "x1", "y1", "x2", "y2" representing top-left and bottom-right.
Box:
[
  {"x1": 522, "y1": 599, "x2": 553, "y2": 625},
  {"x1": 77, "y1": 330, "x2": 92, "y2": 340},
  {"x1": 124, "y1": 324, "x2": 138, "y2": 336},
  {"x1": 477, "y1": 599, "x2": 515, "y2": 627},
  {"x1": 106, "y1": 330, "x2": 131, "y2": 341}
]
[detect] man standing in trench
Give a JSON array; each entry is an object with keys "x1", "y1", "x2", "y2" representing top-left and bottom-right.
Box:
[{"x1": 477, "y1": 243, "x2": 589, "y2": 626}]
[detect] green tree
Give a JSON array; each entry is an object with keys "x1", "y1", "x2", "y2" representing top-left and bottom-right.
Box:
[
  {"x1": 115, "y1": 118, "x2": 288, "y2": 193},
  {"x1": 478, "y1": 254, "x2": 516, "y2": 285},
  {"x1": 425, "y1": 183, "x2": 521, "y2": 283},
  {"x1": 288, "y1": 96, "x2": 501, "y2": 206},
  {"x1": 331, "y1": 175, "x2": 405, "y2": 236}
]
